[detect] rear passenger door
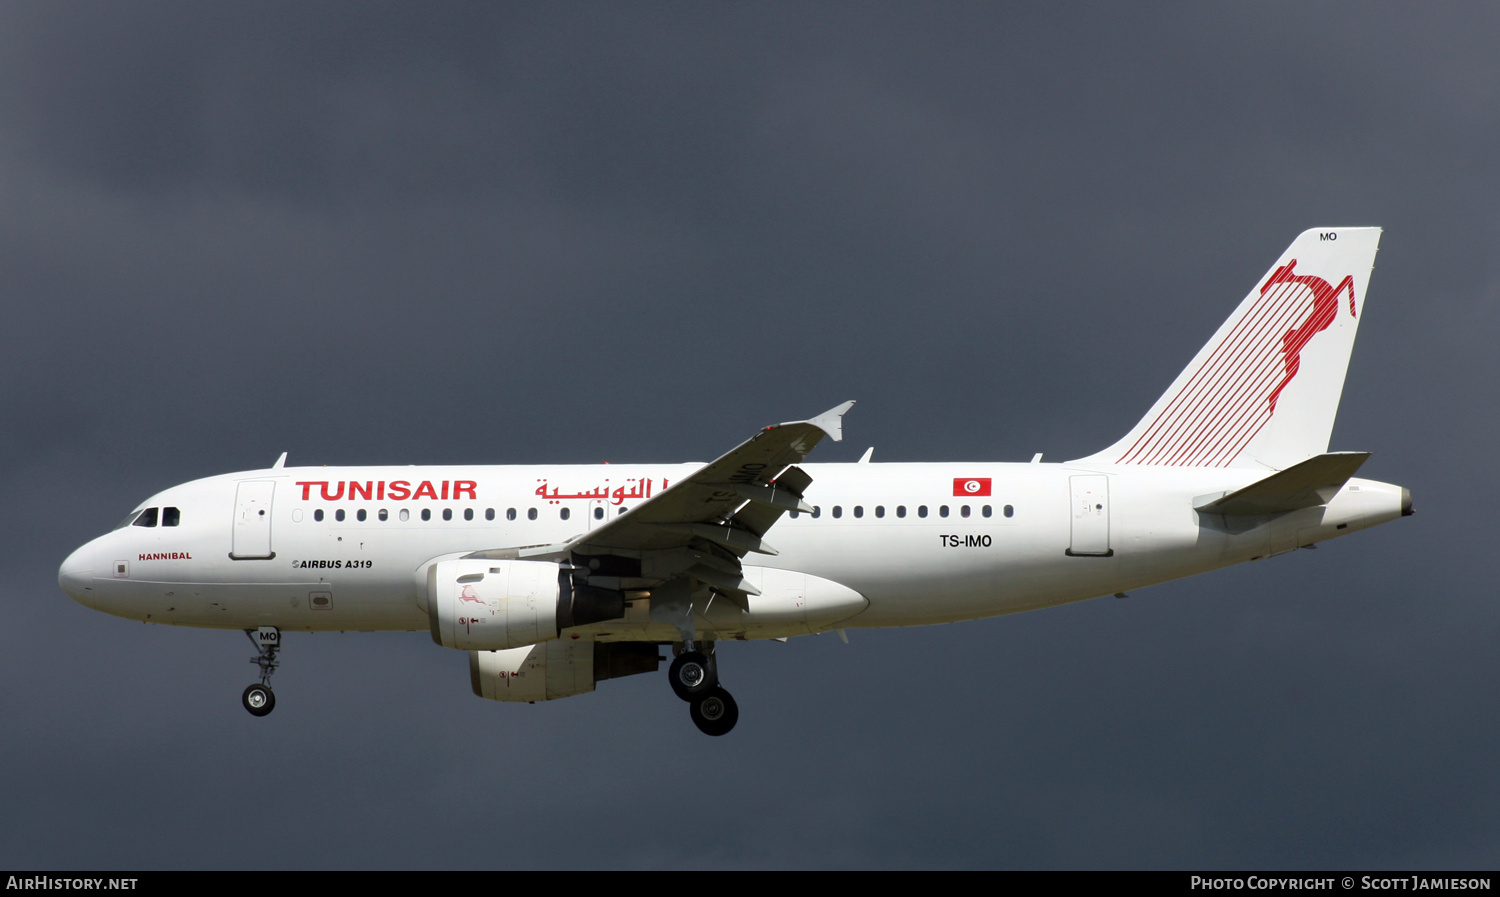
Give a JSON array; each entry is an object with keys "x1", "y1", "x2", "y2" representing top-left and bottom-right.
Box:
[{"x1": 1066, "y1": 475, "x2": 1112, "y2": 557}]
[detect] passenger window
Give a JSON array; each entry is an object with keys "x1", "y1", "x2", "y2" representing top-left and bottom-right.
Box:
[
  {"x1": 1004, "y1": 505, "x2": 1014, "y2": 518},
  {"x1": 399, "y1": 509, "x2": 410, "y2": 522},
  {"x1": 897, "y1": 506, "x2": 906, "y2": 518},
  {"x1": 421, "y1": 509, "x2": 431, "y2": 522},
  {"x1": 789, "y1": 510, "x2": 799, "y2": 519},
  {"x1": 875, "y1": 506, "x2": 885, "y2": 518},
  {"x1": 464, "y1": 508, "x2": 474, "y2": 521},
  {"x1": 486, "y1": 509, "x2": 495, "y2": 521},
  {"x1": 314, "y1": 509, "x2": 324, "y2": 522},
  {"x1": 918, "y1": 505, "x2": 928, "y2": 518},
  {"x1": 527, "y1": 508, "x2": 537, "y2": 521},
  {"x1": 335, "y1": 509, "x2": 346, "y2": 523},
  {"x1": 356, "y1": 509, "x2": 367, "y2": 522},
  {"x1": 162, "y1": 507, "x2": 180, "y2": 527},
  {"x1": 379, "y1": 509, "x2": 388, "y2": 522},
  {"x1": 853, "y1": 506, "x2": 863, "y2": 518},
  {"x1": 560, "y1": 508, "x2": 571, "y2": 520},
  {"x1": 961, "y1": 505, "x2": 970, "y2": 518},
  {"x1": 593, "y1": 507, "x2": 604, "y2": 520},
  {"x1": 133, "y1": 508, "x2": 159, "y2": 528},
  {"x1": 442, "y1": 509, "x2": 452, "y2": 521},
  {"x1": 982, "y1": 505, "x2": 992, "y2": 518},
  {"x1": 832, "y1": 506, "x2": 843, "y2": 519},
  {"x1": 940, "y1": 505, "x2": 949, "y2": 518},
  {"x1": 507, "y1": 508, "x2": 516, "y2": 521},
  {"x1": 811, "y1": 506, "x2": 821, "y2": 519}
]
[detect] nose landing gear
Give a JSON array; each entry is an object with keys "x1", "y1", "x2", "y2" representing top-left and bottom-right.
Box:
[
  {"x1": 670, "y1": 642, "x2": 738, "y2": 736},
  {"x1": 242, "y1": 627, "x2": 280, "y2": 717},
  {"x1": 242, "y1": 682, "x2": 275, "y2": 716}
]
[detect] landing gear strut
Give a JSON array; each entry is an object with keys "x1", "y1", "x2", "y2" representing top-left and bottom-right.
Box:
[
  {"x1": 670, "y1": 641, "x2": 738, "y2": 736},
  {"x1": 242, "y1": 627, "x2": 280, "y2": 717}
]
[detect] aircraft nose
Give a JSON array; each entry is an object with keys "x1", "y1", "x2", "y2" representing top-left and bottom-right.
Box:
[{"x1": 58, "y1": 545, "x2": 95, "y2": 604}]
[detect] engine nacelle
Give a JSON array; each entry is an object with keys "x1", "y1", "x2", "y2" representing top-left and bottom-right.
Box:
[
  {"x1": 469, "y1": 641, "x2": 661, "y2": 702},
  {"x1": 426, "y1": 558, "x2": 625, "y2": 651}
]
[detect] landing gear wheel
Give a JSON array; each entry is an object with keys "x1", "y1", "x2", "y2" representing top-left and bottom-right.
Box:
[
  {"x1": 690, "y1": 687, "x2": 738, "y2": 736},
  {"x1": 668, "y1": 651, "x2": 717, "y2": 701},
  {"x1": 242, "y1": 627, "x2": 281, "y2": 717},
  {"x1": 242, "y1": 683, "x2": 276, "y2": 717}
]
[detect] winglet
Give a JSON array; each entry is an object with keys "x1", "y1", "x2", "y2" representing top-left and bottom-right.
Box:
[{"x1": 785, "y1": 400, "x2": 855, "y2": 443}]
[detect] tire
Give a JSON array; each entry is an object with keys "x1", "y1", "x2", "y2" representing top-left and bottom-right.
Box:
[
  {"x1": 668, "y1": 651, "x2": 717, "y2": 701},
  {"x1": 690, "y1": 687, "x2": 738, "y2": 736},
  {"x1": 242, "y1": 684, "x2": 276, "y2": 717}
]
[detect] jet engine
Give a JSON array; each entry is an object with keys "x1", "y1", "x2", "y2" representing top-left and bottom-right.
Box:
[{"x1": 426, "y1": 558, "x2": 625, "y2": 651}]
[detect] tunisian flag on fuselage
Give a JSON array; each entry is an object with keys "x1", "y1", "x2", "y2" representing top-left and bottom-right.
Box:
[{"x1": 953, "y1": 477, "x2": 991, "y2": 497}]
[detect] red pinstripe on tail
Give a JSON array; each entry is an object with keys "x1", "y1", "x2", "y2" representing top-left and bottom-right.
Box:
[{"x1": 1073, "y1": 228, "x2": 1380, "y2": 470}]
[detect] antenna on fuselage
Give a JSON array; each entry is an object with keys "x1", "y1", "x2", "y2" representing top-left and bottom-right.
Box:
[{"x1": 271, "y1": 452, "x2": 288, "y2": 469}]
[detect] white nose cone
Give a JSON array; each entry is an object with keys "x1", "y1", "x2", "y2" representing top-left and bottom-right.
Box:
[{"x1": 58, "y1": 545, "x2": 94, "y2": 605}]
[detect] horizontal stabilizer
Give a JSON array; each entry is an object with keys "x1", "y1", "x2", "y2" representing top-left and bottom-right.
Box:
[{"x1": 1195, "y1": 452, "x2": 1369, "y2": 516}]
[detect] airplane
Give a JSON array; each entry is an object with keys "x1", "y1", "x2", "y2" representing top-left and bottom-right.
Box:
[{"x1": 58, "y1": 227, "x2": 1410, "y2": 736}]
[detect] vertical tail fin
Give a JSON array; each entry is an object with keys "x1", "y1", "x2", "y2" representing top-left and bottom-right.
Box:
[{"x1": 1072, "y1": 227, "x2": 1382, "y2": 470}]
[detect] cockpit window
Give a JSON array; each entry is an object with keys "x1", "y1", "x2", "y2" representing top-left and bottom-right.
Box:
[
  {"x1": 162, "y1": 507, "x2": 181, "y2": 527},
  {"x1": 115, "y1": 509, "x2": 146, "y2": 530},
  {"x1": 132, "y1": 507, "x2": 159, "y2": 528}
]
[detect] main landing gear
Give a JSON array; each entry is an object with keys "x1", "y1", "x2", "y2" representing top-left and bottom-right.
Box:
[
  {"x1": 670, "y1": 642, "x2": 738, "y2": 736},
  {"x1": 242, "y1": 627, "x2": 280, "y2": 717}
]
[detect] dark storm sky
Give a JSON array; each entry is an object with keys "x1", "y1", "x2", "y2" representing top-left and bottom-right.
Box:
[{"x1": 2, "y1": 3, "x2": 1495, "y2": 869}]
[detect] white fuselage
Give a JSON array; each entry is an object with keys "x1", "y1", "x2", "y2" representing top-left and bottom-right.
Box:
[{"x1": 58, "y1": 460, "x2": 1408, "y2": 641}]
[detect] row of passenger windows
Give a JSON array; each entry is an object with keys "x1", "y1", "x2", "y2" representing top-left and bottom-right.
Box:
[
  {"x1": 308, "y1": 506, "x2": 604, "y2": 523},
  {"x1": 791, "y1": 504, "x2": 1014, "y2": 519},
  {"x1": 301, "y1": 503, "x2": 1016, "y2": 523},
  {"x1": 117, "y1": 507, "x2": 181, "y2": 529},
  {"x1": 113, "y1": 501, "x2": 1016, "y2": 531}
]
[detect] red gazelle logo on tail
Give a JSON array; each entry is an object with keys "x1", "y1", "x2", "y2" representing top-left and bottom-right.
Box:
[
  {"x1": 1115, "y1": 258, "x2": 1358, "y2": 467},
  {"x1": 1261, "y1": 260, "x2": 1357, "y2": 414}
]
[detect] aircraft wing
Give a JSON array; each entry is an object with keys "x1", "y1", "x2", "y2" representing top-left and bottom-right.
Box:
[{"x1": 470, "y1": 402, "x2": 853, "y2": 603}]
